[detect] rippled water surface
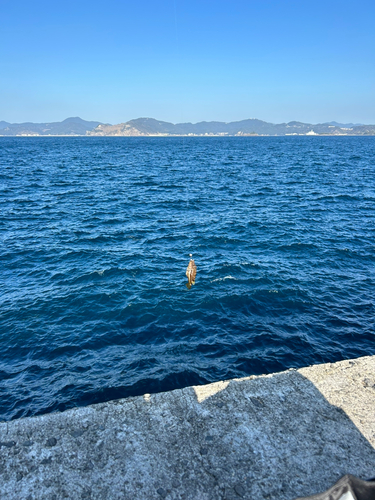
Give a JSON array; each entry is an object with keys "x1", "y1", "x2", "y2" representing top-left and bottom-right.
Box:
[{"x1": 1, "y1": 136, "x2": 374, "y2": 420}]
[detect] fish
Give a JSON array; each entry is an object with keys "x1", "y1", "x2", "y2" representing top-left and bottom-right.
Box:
[{"x1": 186, "y1": 254, "x2": 197, "y2": 290}]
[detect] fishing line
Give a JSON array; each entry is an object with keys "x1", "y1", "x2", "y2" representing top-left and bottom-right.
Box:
[
  {"x1": 174, "y1": 0, "x2": 197, "y2": 289},
  {"x1": 173, "y1": 0, "x2": 189, "y2": 209}
]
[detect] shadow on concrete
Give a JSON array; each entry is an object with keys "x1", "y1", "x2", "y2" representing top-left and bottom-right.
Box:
[
  {"x1": 0, "y1": 361, "x2": 374, "y2": 500},
  {"x1": 181, "y1": 368, "x2": 375, "y2": 499}
]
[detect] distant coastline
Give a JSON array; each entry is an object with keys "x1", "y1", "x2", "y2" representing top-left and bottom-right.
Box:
[
  {"x1": 1, "y1": 116, "x2": 375, "y2": 137},
  {"x1": 2, "y1": 134, "x2": 375, "y2": 138}
]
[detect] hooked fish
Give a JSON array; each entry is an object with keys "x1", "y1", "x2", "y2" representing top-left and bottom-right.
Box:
[{"x1": 186, "y1": 254, "x2": 197, "y2": 290}]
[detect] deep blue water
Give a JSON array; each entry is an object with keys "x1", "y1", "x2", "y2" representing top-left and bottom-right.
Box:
[{"x1": 1, "y1": 136, "x2": 374, "y2": 421}]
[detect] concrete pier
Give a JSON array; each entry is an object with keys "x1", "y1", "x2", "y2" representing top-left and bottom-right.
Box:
[{"x1": 1, "y1": 356, "x2": 374, "y2": 500}]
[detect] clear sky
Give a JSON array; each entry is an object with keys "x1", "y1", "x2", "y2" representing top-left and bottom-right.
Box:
[{"x1": 1, "y1": 0, "x2": 374, "y2": 124}]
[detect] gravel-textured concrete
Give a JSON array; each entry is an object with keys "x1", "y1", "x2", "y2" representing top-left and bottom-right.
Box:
[{"x1": 1, "y1": 356, "x2": 374, "y2": 500}]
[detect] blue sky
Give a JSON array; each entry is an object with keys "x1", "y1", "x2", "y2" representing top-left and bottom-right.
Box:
[{"x1": 1, "y1": 0, "x2": 374, "y2": 124}]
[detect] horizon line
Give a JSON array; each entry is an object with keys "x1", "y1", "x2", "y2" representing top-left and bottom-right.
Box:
[{"x1": 0, "y1": 116, "x2": 372, "y2": 126}]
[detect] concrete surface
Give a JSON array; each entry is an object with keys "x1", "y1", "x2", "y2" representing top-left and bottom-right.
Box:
[{"x1": 0, "y1": 356, "x2": 375, "y2": 500}]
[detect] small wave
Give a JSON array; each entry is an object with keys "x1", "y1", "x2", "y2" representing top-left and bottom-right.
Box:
[{"x1": 211, "y1": 275, "x2": 237, "y2": 283}]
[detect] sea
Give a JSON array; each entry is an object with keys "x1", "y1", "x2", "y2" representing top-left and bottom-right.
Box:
[{"x1": 1, "y1": 136, "x2": 374, "y2": 421}]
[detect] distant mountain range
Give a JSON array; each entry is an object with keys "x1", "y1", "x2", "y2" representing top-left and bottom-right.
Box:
[
  {"x1": 1, "y1": 116, "x2": 375, "y2": 136},
  {"x1": 89, "y1": 118, "x2": 375, "y2": 137},
  {"x1": 327, "y1": 121, "x2": 364, "y2": 128},
  {"x1": 0, "y1": 117, "x2": 102, "y2": 136}
]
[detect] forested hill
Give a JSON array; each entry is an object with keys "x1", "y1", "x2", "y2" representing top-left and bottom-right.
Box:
[{"x1": 0, "y1": 117, "x2": 102, "y2": 136}]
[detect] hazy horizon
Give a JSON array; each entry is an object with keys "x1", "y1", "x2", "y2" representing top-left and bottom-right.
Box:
[{"x1": 1, "y1": 0, "x2": 374, "y2": 124}]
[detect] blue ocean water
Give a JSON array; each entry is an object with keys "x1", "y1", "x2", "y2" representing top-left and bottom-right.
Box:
[{"x1": 1, "y1": 136, "x2": 374, "y2": 421}]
